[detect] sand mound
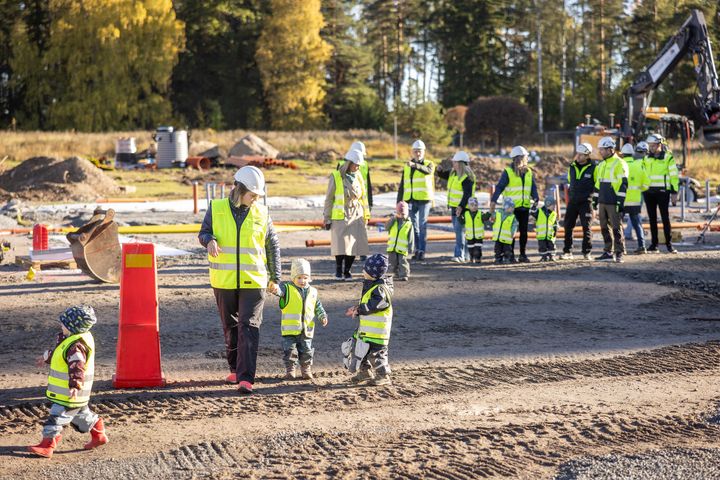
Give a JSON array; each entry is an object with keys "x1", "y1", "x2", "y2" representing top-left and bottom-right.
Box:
[
  {"x1": 228, "y1": 134, "x2": 279, "y2": 159},
  {"x1": 0, "y1": 156, "x2": 121, "y2": 202}
]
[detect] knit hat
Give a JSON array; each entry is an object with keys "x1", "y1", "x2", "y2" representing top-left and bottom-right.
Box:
[
  {"x1": 544, "y1": 195, "x2": 556, "y2": 207},
  {"x1": 468, "y1": 197, "x2": 479, "y2": 208},
  {"x1": 502, "y1": 197, "x2": 516, "y2": 211},
  {"x1": 290, "y1": 258, "x2": 311, "y2": 280},
  {"x1": 58, "y1": 305, "x2": 97, "y2": 334},
  {"x1": 363, "y1": 253, "x2": 389, "y2": 279},
  {"x1": 396, "y1": 201, "x2": 409, "y2": 216}
]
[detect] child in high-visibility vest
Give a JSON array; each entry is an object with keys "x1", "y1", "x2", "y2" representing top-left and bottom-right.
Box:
[
  {"x1": 345, "y1": 253, "x2": 394, "y2": 386},
  {"x1": 533, "y1": 195, "x2": 559, "y2": 261},
  {"x1": 385, "y1": 201, "x2": 414, "y2": 281},
  {"x1": 493, "y1": 197, "x2": 519, "y2": 264},
  {"x1": 463, "y1": 197, "x2": 485, "y2": 263},
  {"x1": 28, "y1": 305, "x2": 108, "y2": 459},
  {"x1": 278, "y1": 258, "x2": 328, "y2": 380}
]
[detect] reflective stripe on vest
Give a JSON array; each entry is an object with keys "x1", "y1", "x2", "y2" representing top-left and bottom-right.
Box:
[
  {"x1": 595, "y1": 154, "x2": 627, "y2": 198},
  {"x1": 535, "y1": 208, "x2": 557, "y2": 241},
  {"x1": 358, "y1": 284, "x2": 393, "y2": 345},
  {"x1": 464, "y1": 210, "x2": 484, "y2": 241},
  {"x1": 46, "y1": 332, "x2": 94, "y2": 408},
  {"x1": 208, "y1": 199, "x2": 268, "y2": 289},
  {"x1": 331, "y1": 170, "x2": 370, "y2": 221},
  {"x1": 625, "y1": 157, "x2": 649, "y2": 206},
  {"x1": 645, "y1": 152, "x2": 678, "y2": 190},
  {"x1": 447, "y1": 172, "x2": 476, "y2": 207},
  {"x1": 492, "y1": 214, "x2": 515, "y2": 244},
  {"x1": 386, "y1": 219, "x2": 412, "y2": 255},
  {"x1": 402, "y1": 162, "x2": 435, "y2": 201},
  {"x1": 504, "y1": 167, "x2": 533, "y2": 208},
  {"x1": 281, "y1": 285, "x2": 318, "y2": 338}
]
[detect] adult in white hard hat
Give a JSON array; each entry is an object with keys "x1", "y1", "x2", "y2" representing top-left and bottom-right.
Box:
[
  {"x1": 198, "y1": 165, "x2": 281, "y2": 394},
  {"x1": 488, "y1": 145, "x2": 539, "y2": 263},
  {"x1": 340, "y1": 141, "x2": 373, "y2": 210},
  {"x1": 559, "y1": 142, "x2": 598, "y2": 260},
  {"x1": 396, "y1": 138, "x2": 435, "y2": 260},
  {"x1": 324, "y1": 149, "x2": 370, "y2": 280},
  {"x1": 593, "y1": 136, "x2": 629, "y2": 263},
  {"x1": 643, "y1": 133, "x2": 679, "y2": 253},
  {"x1": 436, "y1": 150, "x2": 476, "y2": 262}
]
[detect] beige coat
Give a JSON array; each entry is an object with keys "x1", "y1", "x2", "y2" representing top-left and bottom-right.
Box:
[{"x1": 323, "y1": 164, "x2": 369, "y2": 256}]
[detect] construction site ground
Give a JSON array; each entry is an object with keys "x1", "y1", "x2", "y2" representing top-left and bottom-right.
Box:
[{"x1": 1, "y1": 204, "x2": 720, "y2": 479}]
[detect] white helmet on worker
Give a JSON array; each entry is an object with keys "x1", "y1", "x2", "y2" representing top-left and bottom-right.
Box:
[
  {"x1": 349, "y1": 141, "x2": 366, "y2": 156},
  {"x1": 290, "y1": 258, "x2": 312, "y2": 281},
  {"x1": 344, "y1": 148, "x2": 365, "y2": 165},
  {"x1": 451, "y1": 151, "x2": 470, "y2": 163},
  {"x1": 620, "y1": 143, "x2": 635, "y2": 156},
  {"x1": 234, "y1": 165, "x2": 266, "y2": 196},
  {"x1": 510, "y1": 145, "x2": 529, "y2": 158},
  {"x1": 597, "y1": 136, "x2": 616, "y2": 149},
  {"x1": 635, "y1": 141, "x2": 649, "y2": 153},
  {"x1": 576, "y1": 142, "x2": 593, "y2": 155},
  {"x1": 411, "y1": 139, "x2": 426, "y2": 151},
  {"x1": 646, "y1": 133, "x2": 664, "y2": 144}
]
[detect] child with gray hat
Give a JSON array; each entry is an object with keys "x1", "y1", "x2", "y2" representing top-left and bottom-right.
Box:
[
  {"x1": 492, "y1": 197, "x2": 519, "y2": 264},
  {"x1": 277, "y1": 258, "x2": 328, "y2": 380},
  {"x1": 344, "y1": 253, "x2": 394, "y2": 386},
  {"x1": 385, "y1": 201, "x2": 414, "y2": 281},
  {"x1": 533, "y1": 195, "x2": 559, "y2": 261},
  {"x1": 28, "y1": 305, "x2": 108, "y2": 458}
]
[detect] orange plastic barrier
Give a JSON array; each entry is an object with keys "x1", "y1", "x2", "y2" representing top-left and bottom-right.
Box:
[{"x1": 113, "y1": 243, "x2": 166, "y2": 388}]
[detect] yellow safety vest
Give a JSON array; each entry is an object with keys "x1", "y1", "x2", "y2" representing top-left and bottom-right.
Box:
[
  {"x1": 402, "y1": 161, "x2": 435, "y2": 201},
  {"x1": 280, "y1": 284, "x2": 318, "y2": 338},
  {"x1": 535, "y1": 208, "x2": 557, "y2": 241},
  {"x1": 330, "y1": 170, "x2": 371, "y2": 221},
  {"x1": 464, "y1": 210, "x2": 484, "y2": 241},
  {"x1": 447, "y1": 172, "x2": 476, "y2": 208},
  {"x1": 492, "y1": 214, "x2": 515, "y2": 245},
  {"x1": 594, "y1": 154, "x2": 628, "y2": 200},
  {"x1": 358, "y1": 284, "x2": 393, "y2": 345},
  {"x1": 644, "y1": 151, "x2": 679, "y2": 191},
  {"x1": 504, "y1": 167, "x2": 533, "y2": 208},
  {"x1": 46, "y1": 332, "x2": 95, "y2": 408},
  {"x1": 624, "y1": 157, "x2": 650, "y2": 206},
  {"x1": 386, "y1": 219, "x2": 413, "y2": 255},
  {"x1": 209, "y1": 199, "x2": 268, "y2": 289}
]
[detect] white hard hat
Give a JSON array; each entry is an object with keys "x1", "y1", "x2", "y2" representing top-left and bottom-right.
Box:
[
  {"x1": 646, "y1": 133, "x2": 663, "y2": 144},
  {"x1": 290, "y1": 258, "x2": 311, "y2": 280},
  {"x1": 234, "y1": 166, "x2": 266, "y2": 196},
  {"x1": 510, "y1": 145, "x2": 529, "y2": 158},
  {"x1": 597, "y1": 136, "x2": 616, "y2": 149},
  {"x1": 349, "y1": 141, "x2": 366, "y2": 156},
  {"x1": 576, "y1": 142, "x2": 593, "y2": 155},
  {"x1": 451, "y1": 151, "x2": 470, "y2": 163},
  {"x1": 411, "y1": 139, "x2": 426, "y2": 150},
  {"x1": 344, "y1": 148, "x2": 365, "y2": 165},
  {"x1": 620, "y1": 143, "x2": 635, "y2": 156},
  {"x1": 635, "y1": 141, "x2": 649, "y2": 153}
]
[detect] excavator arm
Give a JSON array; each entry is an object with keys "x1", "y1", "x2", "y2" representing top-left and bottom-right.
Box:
[{"x1": 623, "y1": 9, "x2": 720, "y2": 143}]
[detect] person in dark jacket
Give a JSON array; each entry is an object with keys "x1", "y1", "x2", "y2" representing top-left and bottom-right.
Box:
[
  {"x1": 560, "y1": 142, "x2": 597, "y2": 260},
  {"x1": 198, "y1": 166, "x2": 281, "y2": 394}
]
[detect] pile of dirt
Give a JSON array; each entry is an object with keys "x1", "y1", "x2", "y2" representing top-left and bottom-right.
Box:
[
  {"x1": 228, "y1": 134, "x2": 279, "y2": 159},
  {"x1": 0, "y1": 156, "x2": 121, "y2": 202}
]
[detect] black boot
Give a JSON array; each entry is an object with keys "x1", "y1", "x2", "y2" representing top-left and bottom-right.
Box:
[
  {"x1": 343, "y1": 255, "x2": 355, "y2": 281},
  {"x1": 335, "y1": 256, "x2": 343, "y2": 280}
]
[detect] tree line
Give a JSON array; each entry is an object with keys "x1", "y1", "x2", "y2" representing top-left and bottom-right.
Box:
[{"x1": 0, "y1": 0, "x2": 718, "y2": 147}]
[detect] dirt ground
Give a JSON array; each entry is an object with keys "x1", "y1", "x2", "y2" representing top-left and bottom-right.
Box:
[{"x1": 1, "y1": 210, "x2": 720, "y2": 479}]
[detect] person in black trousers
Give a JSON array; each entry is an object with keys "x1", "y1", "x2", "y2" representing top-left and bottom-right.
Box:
[{"x1": 560, "y1": 142, "x2": 597, "y2": 260}]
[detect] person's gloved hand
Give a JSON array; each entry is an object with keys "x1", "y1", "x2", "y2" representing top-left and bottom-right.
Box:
[
  {"x1": 592, "y1": 198, "x2": 598, "y2": 210},
  {"x1": 616, "y1": 201, "x2": 624, "y2": 214},
  {"x1": 481, "y1": 212, "x2": 492, "y2": 223},
  {"x1": 530, "y1": 202, "x2": 539, "y2": 215},
  {"x1": 324, "y1": 222, "x2": 332, "y2": 230},
  {"x1": 671, "y1": 193, "x2": 678, "y2": 206}
]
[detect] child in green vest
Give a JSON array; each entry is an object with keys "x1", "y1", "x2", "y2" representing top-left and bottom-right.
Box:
[
  {"x1": 533, "y1": 195, "x2": 559, "y2": 261},
  {"x1": 463, "y1": 197, "x2": 485, "y2": 263},
  {"x1": 493, "y1": 197, "x2": 518, "y2": 264},
  {"x1": 385, "y1": 201, "x2": 414, "y2": 281},
  {"x1": 277, "y1": 259, "x2": 328, "y2": 380},
  {"x1": 345, "y1": 253, "x2": 394, "y2": 386},
  {"x1": 28, "y1": 305, "x2": 108, "y2": 458}
]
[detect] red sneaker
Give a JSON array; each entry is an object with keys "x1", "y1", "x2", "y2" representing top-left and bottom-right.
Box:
[
  {"x1": 225, "y1": 372, "x2": 237, "y2": 384},
  {"x1": 237, "y1": 381, "x2": 253, "y2": 394}
]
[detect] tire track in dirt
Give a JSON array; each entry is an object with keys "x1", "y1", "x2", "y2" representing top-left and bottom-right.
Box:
[
  {"x1": 3, "y1": 341, "x2": 719, "y2": 435},
  {"x1": 43, "y1": 412, "x2": 720, "y2": 479}
]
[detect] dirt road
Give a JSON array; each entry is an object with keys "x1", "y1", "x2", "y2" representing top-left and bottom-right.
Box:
[{"x1": 1, "y1": 225, "x2": 720, "y2": 479}]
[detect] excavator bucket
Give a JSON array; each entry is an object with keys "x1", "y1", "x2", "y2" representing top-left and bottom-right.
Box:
[
  {"x1": 701, "y1": 123, "x2": 720, "y2": 146},
  {"x1": 67, "y1": 208, "x2": 121, "y2": 283}
]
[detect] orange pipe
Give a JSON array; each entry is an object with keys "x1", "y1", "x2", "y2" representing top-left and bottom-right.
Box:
[{"x1": 275, "y1": 216, "x2": 452, "y2": 227}]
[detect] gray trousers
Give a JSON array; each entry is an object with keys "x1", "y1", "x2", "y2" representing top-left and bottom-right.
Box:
[
  {"x1": 359, "y1": 342, "x2": 390, "y2": 375},
  {"x1": 599, "y1": 203, "x2": 625, "y2": 254},
  {"x1": 388, "y1": 252, "x2": 410, "y2": 279},
  {"x1": 42, "y1": 402, "x2": 98, "y2": 438}
]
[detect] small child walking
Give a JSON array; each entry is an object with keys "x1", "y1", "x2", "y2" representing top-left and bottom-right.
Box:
[
  {"x1": 278, "y1": 258, "x2": 328, "y2": 380},
  {"x1": 386, "y1": 201, "x2": 414, "y2": 281},
  {"x1": 345, "y1": 253, "x2": 394, "y2": 386},
  {"x1": 463, "y1": 197, "x2": 485, "y2": 263},
  {"x1": 534, "y1": 195, "x2": 559, "y2": 261},
  {"x1": 28, "y1": 305, "x2": 108, "y2": 458},
  {"x1": 493, "y1": 197, "x2": 519, "y2": 264}
]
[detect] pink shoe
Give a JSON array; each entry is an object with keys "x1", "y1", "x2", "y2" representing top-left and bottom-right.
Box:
[
  {"x1": 225, "y1": 372, "x2": 237, "y2": 384},
  {"x1": 237, "y1": 381, "x2": 253, "y2": 394}
]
